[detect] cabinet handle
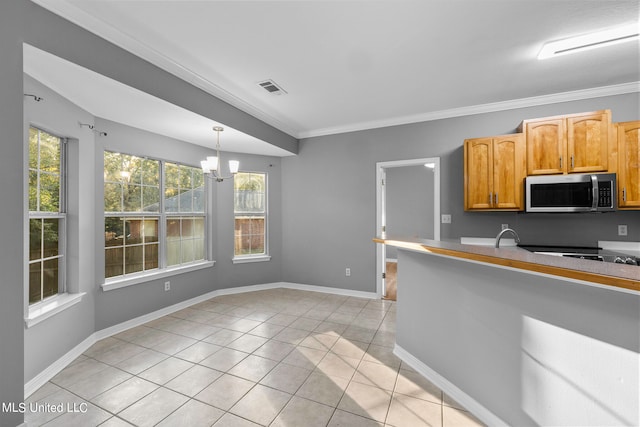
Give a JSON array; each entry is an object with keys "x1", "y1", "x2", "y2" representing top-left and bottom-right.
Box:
[
  {"x1": 559, "y1": 157, "x2": 563, "y2": 169},
  {"x1": 570, "y1": 156, "x2": 574, "y2": 170},
  {"x1": 489, "y1": 193, "x2": 493, "y2": 206},
  {"x1": 495, "y1": 193, "x2": 499, "y2": 205},
  {"x1": 623, "y1": 188, "x2": 627, "y2": 202}
]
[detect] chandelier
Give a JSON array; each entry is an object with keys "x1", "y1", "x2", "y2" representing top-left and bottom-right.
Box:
[{"x1": 201, "y1": 126, "x2": 239, "y2": 182}]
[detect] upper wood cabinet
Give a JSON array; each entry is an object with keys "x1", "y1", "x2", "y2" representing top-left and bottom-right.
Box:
[
  {"x1": 617, "y1": 120, "x2": 640, "y2": 209},
  {"x1": 521, "y1": 110, "x2": 611, "y2": 175},
  {"x1": 464, "y1": 134, "x2": 525, "y2": 211}
]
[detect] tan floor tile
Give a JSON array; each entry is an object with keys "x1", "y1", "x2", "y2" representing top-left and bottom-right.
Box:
[
  {"x1": 115, "y1": 348, "x2": 167, "y2": 374},
  {"x1": 337, "y1": 381, "x2": 392, "y2": 423},
  {"x1": 266, "y1": 313, "x2": 299, "y2": 326},
  {"x1": 253, "y1": 340, "x2": 296, "y2": 362},
  {"x1": 91, "y1": 376, "x2": 158, "y2": 413},
  {"x1": 37, "y1": 402, "x2": 111, "y2": 427},
  {"x1": 174, "y1": 341, "x2": 222, "y2": 363},
  {"x1": 195, "y1": 374, "x2": 255, "y2": 410},
  {"x1": 156, "y1": 399, "x2": 224, "y2": 427},
  {"x1": 272, "y1": 327, "x2": 310, "y2": 345},
  {"x1": 247, "y1": 322, "x2": 285, "y2": 339},
  {"x1": 327, "y1": 409, "x2": 384, "y2": 427},
  {"x1": 99, "y1": 417, "x2": 135, "y2": 427},
  {"x1": 65, "y1": 366, "x2": 132, "y2": 399},
  {"x1": 260, "y1": 362, "x2": 311, "y2": 394},
  {"x1": 50, "y1": 358, "x2": 110, "y2": 388},
  {"x1": 119, "y1": 388, "x2": 189, "y2": 427},
  {"x1": 230, "y1": 384, "x2": 291, "y2": 426},
  {"x1": 281, "y1": 346, "x2": 327, "y2": 370},
  {"x1": 228, "y1": 354, "x2": 278, "y2": 382},
  {"x1": 363, "y1": 344, "x2": 401, "y2": 369},
  {"x1": 212, "y1": 412, "x2": 261, "y2": 427},
  {"x1": 203, "y1": 328, "x2": 245, "y2": 346},
  {"x1": 386, "y1": 393, "x2": 442, "y2": 427},
  {"x1": 352, "y1": 360, "x2": 398, "y2": 391},
  {"x1": 371, "y1": 330, "x2": 395, "y2": 348},
  {"x1": 151, "y1": 333, "x2": 198, "y2": 355},
  {"x1": 138, "y1": 357, "x2": 194, "y2": 385},
  {"x1": 26, "y1": 389, "x2": 93, "y2": 426},
  {"x1": 83, "y1": 337, "x2": 124, "y2": 357},
  {"x1": 442, "y1": 405, "x2": 486, "y2": 427},
  {"x1": 298, "y1": 332, "x2": 339, "y2": 351},
  {"x1": 227, "y1": 334, "x2": 269, "y2": 353},
  {"x1": 341, "y1": 326, "x2": 377, "y2": 343},
  {"x1": 200, "y1": 347, "x2": 249, "y2": 372},
  {"x1": 165, "y1": 364, "x2": 223, "y2": 396},
  {"x1": 395, "y1": 369, "x2": 442, "y2": 404},
  {"x1": 315, "y1": 352, "x2": 360, "y2": 380},
  {"x1": 244, "y1": 310, "x2": 278, "y2": 322},
  {"x1": 288, "y1": 317, "x2": 322, "y2": 331},
  {"x1": 330, "y1": 337, "x2": 368, "y2": 359},
  {"x1": 227, "y1": 318, "x2": 263, "y2": 333},
  {"x1": 91, "y1": 342, "x2": 148, "y2": 365},
  {"x1": 295, "y1": 371, "x2": 349, "y2": 407},
  {"x1": 271, "y1": 396, "x2": 334, "y2": 427}
]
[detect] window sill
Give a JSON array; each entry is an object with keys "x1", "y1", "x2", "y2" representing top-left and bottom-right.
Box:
[
  {"x1": 25, "y1": 292, "x2": 86, "y2": 329},
  {"x1": 101, "y1": 260, "x2": 215, "y2": 292},
  {"x1": 232, "y1": 255, "x2": 271, "y2": 264}
]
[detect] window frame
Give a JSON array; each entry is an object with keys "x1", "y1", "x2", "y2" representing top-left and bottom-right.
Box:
[
  {"x1": 27, "y1": 126, "x2": 67, "y2": 306},
  {"x1": 103, "y1": 151, "x2": 212, "y2": 290},
  {"x1": 233, "y1": 171, "x2": 270, "y2": 263}
]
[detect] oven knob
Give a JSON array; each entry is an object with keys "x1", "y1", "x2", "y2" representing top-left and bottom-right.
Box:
[{"x1": 613, "y1": 257, "x2": 625, "y2": 264}]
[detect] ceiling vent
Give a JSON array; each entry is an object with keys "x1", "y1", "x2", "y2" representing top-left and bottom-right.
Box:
[{"x1": 258, "y1": 79, "x2": 287, "y2": 95}]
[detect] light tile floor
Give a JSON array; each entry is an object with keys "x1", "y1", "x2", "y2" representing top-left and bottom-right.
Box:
[{"x1": 26, "y1": 288, "x2": 486, "y2": 427}]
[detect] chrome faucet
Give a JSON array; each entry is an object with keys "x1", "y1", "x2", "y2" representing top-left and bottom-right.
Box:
[{"x1": 495, "y1": 228, "x2": 520, "y2": 248}]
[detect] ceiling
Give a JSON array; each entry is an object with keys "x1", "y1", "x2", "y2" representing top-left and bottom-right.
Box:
[{"x1": 29, "y1": 1, "x2": 639, "y2": 155}]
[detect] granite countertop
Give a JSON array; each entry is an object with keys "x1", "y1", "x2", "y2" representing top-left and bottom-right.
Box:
[{"x1": 374, "y1": 236, "x2": 640, "y2": 293}]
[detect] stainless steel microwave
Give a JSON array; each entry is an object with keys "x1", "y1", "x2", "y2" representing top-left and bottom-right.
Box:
[{"x1": 525, "y1": 173, "x2": 616, "y2": 213}]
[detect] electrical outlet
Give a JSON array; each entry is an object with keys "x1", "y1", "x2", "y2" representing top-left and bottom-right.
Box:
[
  {"x1": 618, "y1": 225, "x2": 628, "y2": 236},
  {"x1": 441, "y1": 214, "x2": 452, "y2": 224},
  {"x1": 345, "y1": 268, "x2": 351, "y2": 277},
  {"x1": 502, "y1": 224, "x2": 509, "y2": 230},
  {"x1": 164, "y1": 281, "x2": 170, "y2": 291}
]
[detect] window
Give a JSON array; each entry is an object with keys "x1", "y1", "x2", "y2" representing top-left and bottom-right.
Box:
[
  {"x1": 234, "y1": 172, "x2": 267, "y2": 257},
  {"x1": 104, "y1": 151, "x2": 206, "y2": 280},
  {"x1": 28, "y1": 127, "x2": 66, "y2": 304},
  {"x1": 165, "y1": 162, "x2": 206, "y2": 266}
]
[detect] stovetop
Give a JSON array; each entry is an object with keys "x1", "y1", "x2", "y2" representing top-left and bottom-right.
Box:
[{"x1": 518, "y1": 245, "x2": 638, "y2": 265}]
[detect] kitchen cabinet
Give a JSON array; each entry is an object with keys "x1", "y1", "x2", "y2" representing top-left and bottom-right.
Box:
[
  {"x1": 521, "y1": 110, "x2": 611, "y2": 175},
  {"x1": 617, "y1": 120, "x2": 640, "y2": 209},
  {"x1": 464, "y1": 133, "x2": 525, "y2": 211}
]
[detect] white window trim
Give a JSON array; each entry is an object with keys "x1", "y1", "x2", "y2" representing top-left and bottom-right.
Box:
[
  {"x1": 25, "y1": 292, "x2": 85, "y2": 328},
  {"x1": 102, "y1": 260, "x2": 215, "y2": 292},
  {"x1": 234, "y1": 171, "x2": 269, "y2": 260},
  {"x1": 232, "y1": 255, "x2": 271, "y2": 264}
]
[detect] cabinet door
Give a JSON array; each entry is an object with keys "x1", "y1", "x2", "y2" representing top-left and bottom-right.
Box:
[
  {"x1": 567, "y1": 111, "x2": 609, "y2": 173},
  {"x1": 465, "y1": 138, "x2": 493, "y2": 210},
  {"x1": 618, "y1": 121, "x2": 640, "y2": 208},
  {"x1": 526, "y1": 118, "x2": 565, "y2": 175},
  {"x1": 493, "y1": 134, "x2": 525, "y2": 209}
]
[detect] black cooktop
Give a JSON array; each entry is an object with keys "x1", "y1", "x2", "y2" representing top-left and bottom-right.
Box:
[{"x1": 518, "y1": 245, "x2": 638, "y2": 265}]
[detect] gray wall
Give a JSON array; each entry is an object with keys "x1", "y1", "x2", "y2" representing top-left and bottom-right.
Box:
[
  {"x1": 385, "y1": 165, "x2": 435, "y2": 259},
  {"x1": 0, "y1": 2, "x2": 27, "y2": 426},
  {"x1": 396, "y1": 249, "x2": 639, "y2": 426},
  {"x1": 281, "y1": 94, "x2": 640, "y2": 293}
]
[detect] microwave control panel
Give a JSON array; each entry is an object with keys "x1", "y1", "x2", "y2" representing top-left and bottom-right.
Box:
[{"x1": 598, "y1": 183, "x2": 613, "y2": 207}]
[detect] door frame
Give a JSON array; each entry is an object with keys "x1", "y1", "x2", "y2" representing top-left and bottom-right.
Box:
[{"x1": 375, "y1": 157, "x2": 441, "y2": 298}]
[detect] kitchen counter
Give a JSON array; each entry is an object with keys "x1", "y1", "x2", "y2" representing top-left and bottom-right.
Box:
[{"x1": 374, "y1": 236, "x2": 639, "y2": 293}]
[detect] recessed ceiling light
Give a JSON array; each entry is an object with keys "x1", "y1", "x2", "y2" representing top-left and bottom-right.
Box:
[{"x1": 538, "y1": 24, "x2": 639, "y2": 59}]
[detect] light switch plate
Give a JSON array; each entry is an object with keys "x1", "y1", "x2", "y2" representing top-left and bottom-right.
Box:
[{"x1": 441, "y1": 214, "x2": 452, "y2": 224}]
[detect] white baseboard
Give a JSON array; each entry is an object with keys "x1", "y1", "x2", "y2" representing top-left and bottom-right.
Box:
[
  {"x1": 25, "y1": 282, "x2": 377, "y2": 398},
  {"x1": 393, "y1": 344, "x2": 507, "y2": 427}
]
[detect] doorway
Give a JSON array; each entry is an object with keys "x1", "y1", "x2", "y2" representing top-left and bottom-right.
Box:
[{"x1": 375, "y1": 158, "x2": 441, "y2": 299}]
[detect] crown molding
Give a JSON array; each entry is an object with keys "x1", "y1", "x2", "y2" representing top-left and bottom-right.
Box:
[{"x1": 297, "y1": 81, "x2": 640, "y2": 139}]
